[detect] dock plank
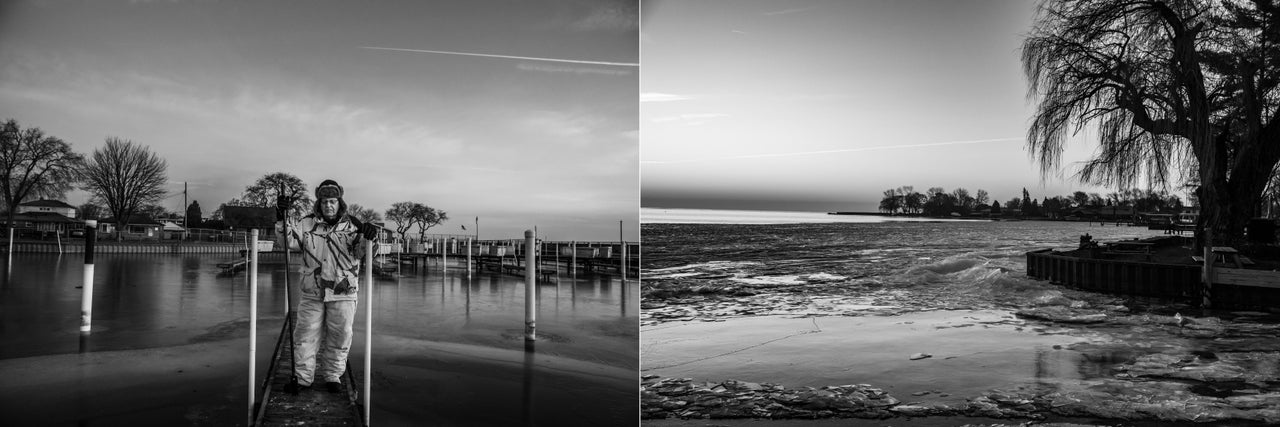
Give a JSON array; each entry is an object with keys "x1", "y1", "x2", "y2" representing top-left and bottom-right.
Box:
[{"x1": 255, "y1": 315, "x2": 365, "y2": 427}]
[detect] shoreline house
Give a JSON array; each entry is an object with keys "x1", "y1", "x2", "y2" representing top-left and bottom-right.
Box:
[
  {"x1": 160, "y1": 221, "x2": 186, "y2": 240},
  {"x1": 17, "y1": 199, "x2": 78, "y2": 218},
  {"x1": 3, "y1": 200, "x2": 84, "y2": 238},
  {"x1": 98, "y1": 215, "x2": 164, "y2": 240}
]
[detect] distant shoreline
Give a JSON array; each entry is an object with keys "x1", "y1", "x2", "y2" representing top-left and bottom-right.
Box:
[{"x1": 826, "y1": 211, "x2": 885, "y2": 216}]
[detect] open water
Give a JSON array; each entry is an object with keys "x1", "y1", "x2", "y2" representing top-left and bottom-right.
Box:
[
  {"x1": 642, "y1": 208, "x2": 1165, "y2": 293},
  {"x1": 640, "y1": 208, "x2": 1280, "y2": 424},
  {"x1": 0, "y1": 252, "x2": 637, "y2": 426}
]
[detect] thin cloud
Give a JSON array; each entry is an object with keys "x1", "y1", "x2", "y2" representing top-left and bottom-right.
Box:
[
  {"x1": 651, "y1": 113, "x2": 729, "y2": 123},
  {"x1": 568, "y1": 1, "x2": 639, "y2": 32},
  {"x1": 640, "y1": 92, "x2": 692, "y2": 102},
  {"x1": 359, "y1": 46, "x2": 638, "y2": 67},
  {"x1": 516, "y1": 62, "x2": 633, "y2": 76},
  {"x1": 762, "y1": 6, "x2": 817, "y2": 16},
  {"x1": 643, "y1": 137, "x2": 1023, "y2": 164}
]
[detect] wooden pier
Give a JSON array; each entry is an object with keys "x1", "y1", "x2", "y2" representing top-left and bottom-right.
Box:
[
  {"x1": 253, "y1": 315, "x2": 365, "y2": 426},
  {"x1": 393, "y1": 240, "x2": 641, "y2": 278},
  {"x1": 1027, "y1": 247, "x2": 1280, "y2": 309}
]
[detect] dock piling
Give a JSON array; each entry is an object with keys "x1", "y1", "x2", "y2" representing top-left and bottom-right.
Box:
[
  {"x1": 79, "y1": 220, "x2": 97, "y2": 334},
  {"x1": 363, "y1": 239, "x2": 374, "y2": 426},
  {"x1": 619, "y1": 221, "x2": 626, "y2": 282},
  {"x1": 248, "y1": 229, "x2": 259, "y2": 426},
  {"x1": 525, "y1": 230, "x2": 536, "y2": 341}
]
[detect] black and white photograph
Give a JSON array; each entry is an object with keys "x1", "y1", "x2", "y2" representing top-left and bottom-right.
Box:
[
  {"x1": 6, "y1": 0, "x2": 1280, "y2": 425},
  {"x1": 0, "y1": 0, "x2": 638, "y2": 425},
  {"x1": 641, "y1": 0, "x2": 1280, "y2": 425}
]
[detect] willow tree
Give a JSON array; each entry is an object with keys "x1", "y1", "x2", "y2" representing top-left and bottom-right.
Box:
[
  {"x1": 1023, "y1": 0, "x2": 1280, "y2": 249},
  {"x1": 79, "y1": 138, "x2": 168, "y2": 240}
]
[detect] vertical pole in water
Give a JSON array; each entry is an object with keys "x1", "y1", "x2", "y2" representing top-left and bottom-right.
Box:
[
  {"x1": 442, "y1": 237, "x2": 448, "y2": 274},
  {"x1": 617, "y1": 223, "x2": 624, "y2": 279},
  {"x1": 363, "y1": 239, "x2": 374, "y2": 426},
  {"x1": 283, "y1": 221, "x2": 291, "y2": 315},
  {"x1": 571, "y1": 241, "x2": 576, "y2": 272},
  {"x1": 80, "y1": 220, "x2": 98, "y2": 334},
  {"x1": 534, "y1": 226, "x2": 539, "y2": 282},
  {"x1": 247, "y1": 229, "x2": 259, "y2": 426},
  {"x1": 524, "y1": 230, "x2": 536, "y2": 341},
  {"x1": 466, "y1": 238, "x2": 472, "y2": 277}
]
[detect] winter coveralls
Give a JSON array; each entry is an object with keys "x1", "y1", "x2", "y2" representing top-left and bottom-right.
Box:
[{"x1": 277, "y1": 213, "x2": 368, "y2": 386}]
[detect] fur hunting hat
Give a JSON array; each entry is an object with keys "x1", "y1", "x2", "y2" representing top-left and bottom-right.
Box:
[{"x1": 315, "y1": 180, "x2": 343, "y2": 200}]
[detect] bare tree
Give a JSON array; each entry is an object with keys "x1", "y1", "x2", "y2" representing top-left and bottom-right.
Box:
[
  {"x1": 348, "y1": 203, "x2": 381, "y2": 223},
  {"x1": 952, "y1": 188, "x2": 974, "y2": 213},
  {"x1": 1023, "y1": 0, "x2": 1280, "y2": 249},
  {"x1": 975, "y1": 189, "x2": 990, "y2": 207},
  {"x1": 0, "y1": 119, "x2": 83, "y2": 232},
  {"x1": 78, "y1": 202, "x2": 104, "y2": 220},
  {"x1": 878, "y1": 189, "x2": 900, "y2": 215},
  {"x1": 242, "y1": 172, "x2": 311, "y2": 220},
  {"x1": 412, "y1": 205, "x2": 448, "y2": 243},
  {"x1": 385, "y1": 201, "x2": 419, "y2": 243},
  {"x1": 135, "y1": 204, "x2": 173, "y2": 220},
  {"x1": 79, "y1": 138, "x2": 168, "y2": 240}
]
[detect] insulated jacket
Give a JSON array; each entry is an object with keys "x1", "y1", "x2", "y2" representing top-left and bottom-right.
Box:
[{"x1": 276, "y1": 214, "x2": 368, "y2": 302}]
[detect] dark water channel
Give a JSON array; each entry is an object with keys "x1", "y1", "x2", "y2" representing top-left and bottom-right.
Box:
[{"x1": 0, "y1": 253, "x2": 638, "y2": 426}]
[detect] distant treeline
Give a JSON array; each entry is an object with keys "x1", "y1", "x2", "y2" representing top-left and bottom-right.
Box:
[{"x1": 877, "y1": 186, "x2": 1185, "y2": 218}]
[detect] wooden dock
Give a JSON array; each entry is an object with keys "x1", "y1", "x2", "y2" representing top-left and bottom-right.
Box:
[
  {"x1": 394, "y1": 241, "x2": 641, "y2": 278},
  {"x1": 253, "y1": 315, "x2": 365, "y2": 427},
  {"x1": 1027, "y1": 248, "x2": 1280, "y2": 309}
]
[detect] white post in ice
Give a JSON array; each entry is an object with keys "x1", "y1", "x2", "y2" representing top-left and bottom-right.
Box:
[
  {"x1": 79, "y1": 220, "x2": 98, "y2": 334},
  {"x1": 363, "y1": 239, "x2": 374, "y2": 426},
  {"x1": 532, "y1": 226, "x2": 537, "y2": 283},
  {"x1": 524, "y1": 230, "x2": 536, "y2": 341},
  {"x1": 247, "y1": 229, "x2": 259, "y2": 426},
  {"x1": 619, "y1": 220, "x2": 626, "y2": 281}
]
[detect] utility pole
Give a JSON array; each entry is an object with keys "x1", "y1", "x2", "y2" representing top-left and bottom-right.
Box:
[{"x1": 183, "y1": 181, "x2": 188, "y2": 240}]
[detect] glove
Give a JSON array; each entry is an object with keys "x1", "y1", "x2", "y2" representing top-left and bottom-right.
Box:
[
  {"x1": 275, "y1": 195, "x2": 290, "y2": 220},
  {"x1": 333, "y1": 278, "x2": 352, "y2": 294},
  {"x1": 359, "y1": 222, "x2": 380, "y2": 240}
]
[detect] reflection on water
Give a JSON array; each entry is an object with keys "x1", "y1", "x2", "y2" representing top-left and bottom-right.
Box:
[{"x1": 0, "y1": 253, "x2": 638, "y2": 426}]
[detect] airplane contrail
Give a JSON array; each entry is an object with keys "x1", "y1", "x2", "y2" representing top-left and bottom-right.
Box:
[
  {"x1": 643, "y1": 137, "x2": 1023, "y2": 164},
  {"x1": 359, "y1": 46, "x2": 639, "y2": 67}
]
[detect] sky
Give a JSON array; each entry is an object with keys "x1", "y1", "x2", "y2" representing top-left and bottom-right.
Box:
[
  {"x1": 640, "y1": 0, "x2": 1134, "y2": 213},
  {"x1": 0, "y1": 0, "x2": 638, "y2": 241}
]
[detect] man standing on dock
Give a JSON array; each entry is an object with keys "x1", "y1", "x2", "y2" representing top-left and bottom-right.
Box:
[{"x1": 276, "y1": 179, "x2": 379, "y2": 393}]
